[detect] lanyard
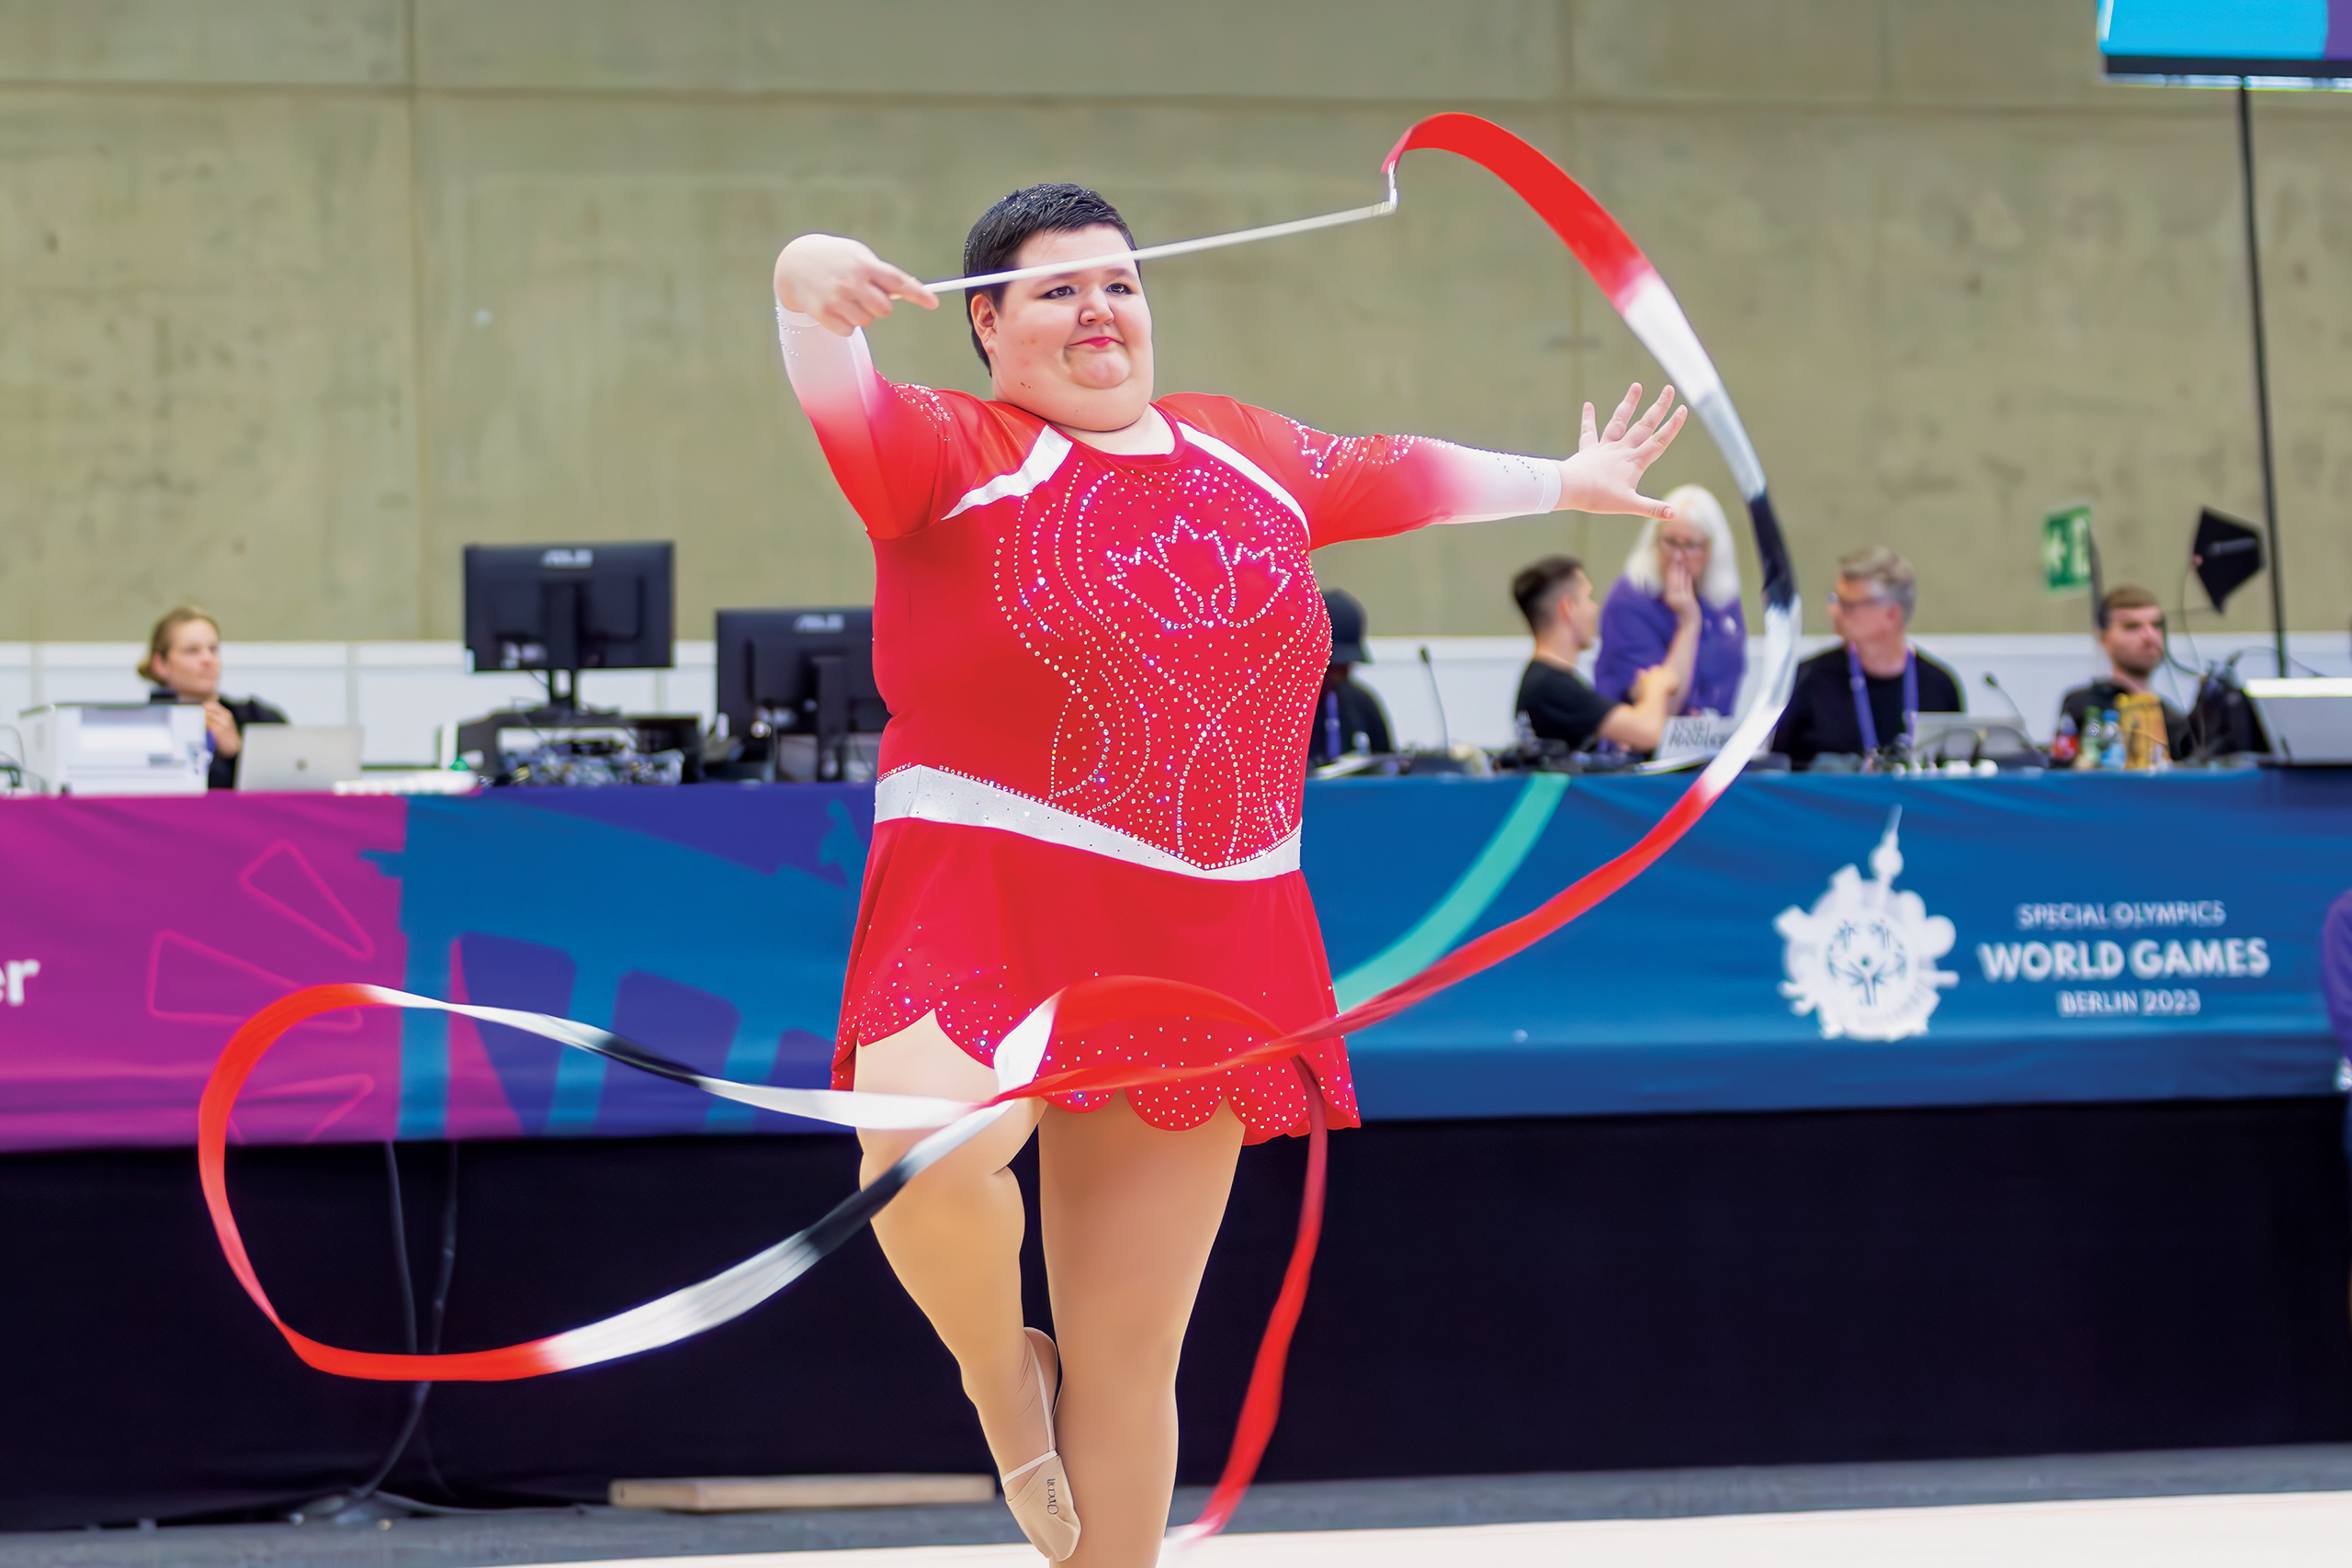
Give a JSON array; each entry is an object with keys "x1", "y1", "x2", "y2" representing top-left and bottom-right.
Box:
[
  {"x1": 1848, "y1": 644, "x2": 1917, "y2": 755},
  {"x1": 1323, "y1": 690, "x2": 1342, "y2": 759}
]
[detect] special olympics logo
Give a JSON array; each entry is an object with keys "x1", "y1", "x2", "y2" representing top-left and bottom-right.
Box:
[{"x1": 1775, "y1": 809, "x2": 1957, "y2": 1042}]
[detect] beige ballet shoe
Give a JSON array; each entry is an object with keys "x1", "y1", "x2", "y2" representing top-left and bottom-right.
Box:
[{"x1": 1000, "y1": 1326, "x2": 1080, "y2": 1561}]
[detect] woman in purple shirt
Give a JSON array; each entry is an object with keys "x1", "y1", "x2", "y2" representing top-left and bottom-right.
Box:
[{"x1": 1593, "y1": 484, "x2": 1747, "y2": 716}]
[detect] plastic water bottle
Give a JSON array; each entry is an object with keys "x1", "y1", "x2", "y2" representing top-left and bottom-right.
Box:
[
  {"x1": 2050, "y1": 712, "x2": 2079, "y2": 764},
  {"x1": 2100, "y1": 708, "x2": 2126, "y2": 769}
]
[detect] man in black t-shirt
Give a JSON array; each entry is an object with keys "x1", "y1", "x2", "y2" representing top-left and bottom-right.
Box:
[
  {"x1": 2056, "y1": 585, "x2": 2193, "y2": 760},
  {"x1": 1306, "y1": 589, "x2": 1395, "y2": 763},
  {"x1": 1510, "y1": 556, "x2": 1680, "y2": 752},
  {"x1": 1771, "y1": 546, "x2": 1961, "y2": 768}
]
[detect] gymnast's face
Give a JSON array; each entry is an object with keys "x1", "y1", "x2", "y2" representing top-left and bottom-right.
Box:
[{"x1": 971, "y1": 224, "x2": 1155, "y2": 434}]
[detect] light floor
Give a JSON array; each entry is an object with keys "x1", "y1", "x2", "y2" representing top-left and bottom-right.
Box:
[{"x1": 513, "y1": 1488, "x2": 2352, "y2": 1568}]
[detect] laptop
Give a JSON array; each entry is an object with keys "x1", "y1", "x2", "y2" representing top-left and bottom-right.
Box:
[
  {"x1": 2245, "y1": 679, "x2": 2352, "y2": 765},
  {"x1": 236, "y1": 726, "x2": 365, "y2": 792},
  {"x1": 1907, "y1": 713, "x2": 2038, "y2": 763}
]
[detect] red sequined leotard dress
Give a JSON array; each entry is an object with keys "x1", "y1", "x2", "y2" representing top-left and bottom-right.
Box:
[{"x1": 779, "y1": 308, "x2": 1559, "y2": 1142}]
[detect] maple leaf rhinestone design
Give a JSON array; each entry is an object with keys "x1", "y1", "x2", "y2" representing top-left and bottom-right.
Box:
[
  {"x1": 989, "y1": 452, "x2": 1327, "y2": 870},
  {"x1": 1105, "y1": 517, "x2": 1293, "y2": 632}
]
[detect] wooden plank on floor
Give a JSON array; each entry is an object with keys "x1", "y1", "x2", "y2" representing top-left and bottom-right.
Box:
[{"x1": 609, "y1": 1474, "x2": 996, "y2": 1512}]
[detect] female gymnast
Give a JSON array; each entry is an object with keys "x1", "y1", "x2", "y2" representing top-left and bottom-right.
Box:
[{"x1": 773, "y1": 183, "x2": 1685, "y2": 1566}]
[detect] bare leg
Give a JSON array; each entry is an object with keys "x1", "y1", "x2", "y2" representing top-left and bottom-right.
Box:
[
  {"x1": 1040, "y1": 1093, "x2": 1245, "y2": 1568},
  {"x1": 854, "y1": 1012, "x2": 1049, "y2": 1482}
]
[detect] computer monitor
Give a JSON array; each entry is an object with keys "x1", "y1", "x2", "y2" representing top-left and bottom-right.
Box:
[
  {"x1": 463, "y1": 543, "x2": 674, "y2": 709},
  {"x1": 2245, "y1": 679, "x2": 2352, "y2": 766},
  {"x1": 715, "y1": 607, "x2": 888, "y2": 780}
]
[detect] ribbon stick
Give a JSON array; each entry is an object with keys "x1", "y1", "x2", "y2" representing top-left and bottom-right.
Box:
[
  {"x1": 200, "y1": 110, "x2": 1797, "y2": 1546},
  {"x1": 920, "y1": 175, "x2": 1399, "y2": 294}
]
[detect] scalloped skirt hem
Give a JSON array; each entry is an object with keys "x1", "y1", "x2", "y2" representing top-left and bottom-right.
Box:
[{"x1": 834, "y1": 817, "x2": 1359, "y2": 1145}]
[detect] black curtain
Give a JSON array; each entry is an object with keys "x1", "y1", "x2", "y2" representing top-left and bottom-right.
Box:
[{"x1": 4, "y1": 1098, "x2": 2346, "y2": 1530}]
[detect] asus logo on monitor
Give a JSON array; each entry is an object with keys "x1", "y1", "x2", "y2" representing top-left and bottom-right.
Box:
[
  {"x1": 794, "y1": 613, "x2": 845, "y2": 633},
  {"x1": 541, "y1": 547, "x2": 594, "y2": 569}
]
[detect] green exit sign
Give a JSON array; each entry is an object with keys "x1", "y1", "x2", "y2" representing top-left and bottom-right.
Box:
[{"x1": 2042, "y1": 505, "x2": 2093, "y2": 593}]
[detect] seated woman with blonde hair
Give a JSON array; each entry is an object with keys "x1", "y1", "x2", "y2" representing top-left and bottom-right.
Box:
[
  {"x1": 141, "y1": 607, "x2": 287, "y2": 790},
  {"x1": 1592, "y1": 482, "x2": 1747, "y2": 717}
]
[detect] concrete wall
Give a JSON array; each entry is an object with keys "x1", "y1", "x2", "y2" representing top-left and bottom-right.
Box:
[{"x1": 1, "y1": 0, "x2": 2345, "y2": 647}]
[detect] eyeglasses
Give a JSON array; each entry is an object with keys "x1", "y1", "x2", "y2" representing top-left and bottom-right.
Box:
[
  {"x1": 1826, "y1": 592, "x2": 1892, "y2": 613},
  {"x1": 1657, "y1": 536, "x2": 1710, "y2": 556}
]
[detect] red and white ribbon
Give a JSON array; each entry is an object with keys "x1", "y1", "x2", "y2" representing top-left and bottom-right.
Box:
[{"x1": 200, "y1": 112, "x2": 1800, "y2": 1548}]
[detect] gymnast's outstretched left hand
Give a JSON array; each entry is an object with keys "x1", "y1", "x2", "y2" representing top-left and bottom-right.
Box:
[{"x1": 1556, "y1": 382, "x2": 1688, "y2": 518}]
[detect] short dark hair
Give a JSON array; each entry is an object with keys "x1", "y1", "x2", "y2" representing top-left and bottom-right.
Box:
[
  {"x1": 1512, "y1": 556, "x2": 1587, "y2": 633},
  {"x1": 962, "y1": 183, "x2": 1137, "y2": 369}
]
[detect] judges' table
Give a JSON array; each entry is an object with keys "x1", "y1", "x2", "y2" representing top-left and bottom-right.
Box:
[
  {"x1": 3, "y1": 774, "x2": 2348, "y2": 1529},
  {"x1": 2, "y1": 772, "x2": 2346, "y2": 1151}
]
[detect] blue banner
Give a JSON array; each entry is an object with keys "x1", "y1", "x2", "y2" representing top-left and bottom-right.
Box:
[
  {"x1": 15, "y1": 773, "x2": 2340, "y2": 1149},
  {"x1": 1317, "y1": 772, "x2": 2352, "y2": 1119}
]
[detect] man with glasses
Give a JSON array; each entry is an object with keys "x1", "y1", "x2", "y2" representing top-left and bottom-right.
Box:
[
  {"x1": 2057, "y1": 587, "x2": 2194, "y2": 761},
  {"x1": 1770, "y1": 546, "x2": 1961, "y2": 769}
]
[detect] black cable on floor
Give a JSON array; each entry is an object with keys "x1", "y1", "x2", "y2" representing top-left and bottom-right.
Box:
[
  {"x1": 416, "y1": 1143, "x2": 462, "y2": 1501},
  {"x1": 324, "y1": 1143, "x2": 462, "y2": 1518}
]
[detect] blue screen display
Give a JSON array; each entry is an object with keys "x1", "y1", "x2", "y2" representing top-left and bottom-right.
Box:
[{"x1": 2100, "y1": 0, "x2": 2349, "y2": 69}]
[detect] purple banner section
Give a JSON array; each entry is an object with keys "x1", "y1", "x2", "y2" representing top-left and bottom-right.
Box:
[{"x1": 0, "y1": 797, "x2": 408, "y2": 1152}]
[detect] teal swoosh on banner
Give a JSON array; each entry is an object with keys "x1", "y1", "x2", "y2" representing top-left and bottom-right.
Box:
[{"x1": 1330, "y1": 773, "x2": 1569, "y2": 1010}]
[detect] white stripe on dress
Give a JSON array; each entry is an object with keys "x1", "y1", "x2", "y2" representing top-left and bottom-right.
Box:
[
  {"x1": 874, "y1": 765, "x2": 1302, "y2": 881},
  {"x1": 1178, "y1": 425, "x2": 1311, "y2": 531},
  {"x1": 942, "y1": 427, "x2": 1074, "y2": 520}
]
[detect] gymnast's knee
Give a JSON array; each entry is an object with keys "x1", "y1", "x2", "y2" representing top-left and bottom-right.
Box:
[{"x1": 1072, "y1": 1318, "x2": 1188, "y2": 1390}]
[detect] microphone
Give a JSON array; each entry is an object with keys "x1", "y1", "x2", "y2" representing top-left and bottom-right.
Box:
[
  {"x1": 1980, "y1": 671, "x2": 2037, "y2": 751},
  {"x1": 1419, "y1": 645, "x2": 1453, "y2": 752}
]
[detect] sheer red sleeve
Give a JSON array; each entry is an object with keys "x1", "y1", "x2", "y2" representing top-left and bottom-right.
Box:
[
  {"x1": 1160, "y1": 394, "x2": 1561, "y2": 547},
  {"x1": 777, "y1": 308, "x2": 999, "y2": 540}
]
